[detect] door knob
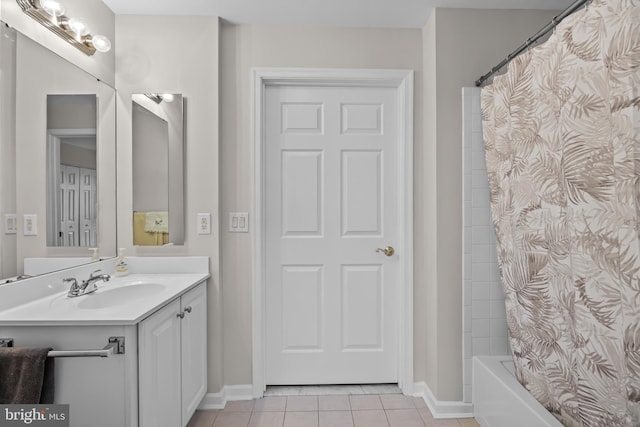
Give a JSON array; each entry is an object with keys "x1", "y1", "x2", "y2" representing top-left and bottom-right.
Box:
[{"x1": 376, "y1": 246, "x2": 395, "y2": 257}]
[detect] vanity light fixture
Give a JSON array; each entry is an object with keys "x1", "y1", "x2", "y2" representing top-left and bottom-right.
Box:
[
  {"x1": 144, "y1": 93, "x2": 175, "y2": 104},
  {"x1": 16, "y1": 0, "x2": 111, "y2": 55},
  {"x1": 40, "y1": 0, "x2": 64, "y2": 22},
  {"x1": 144, "y1": 94, "x2": 164, "y2": 104}
]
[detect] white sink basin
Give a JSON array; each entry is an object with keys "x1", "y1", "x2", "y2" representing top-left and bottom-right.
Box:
[
  {"x1": 77, "y1": 283, "x2": 167, "y2": 309},
  {"x1": 47, "y1": 282, "x2": 168, "y2": 310},
  {"x1": 0, "y1": 272, "x2": 209, "y2": 326}
]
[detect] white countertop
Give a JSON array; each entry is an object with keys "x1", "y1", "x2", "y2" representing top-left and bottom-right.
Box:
[{"x1": 0, "y1": 273, "x2": 209, "y2": 326}]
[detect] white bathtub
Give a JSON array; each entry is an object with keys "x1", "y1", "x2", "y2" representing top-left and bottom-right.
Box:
[{"x1": 473, "y1": 356, "x2": 562, "y2": 427}]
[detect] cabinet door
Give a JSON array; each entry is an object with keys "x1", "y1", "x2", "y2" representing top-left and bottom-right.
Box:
[
  {"x1": 139, "y1": 299, "x2": 182, "y2": 427},
  {"x1": 180, "y1": 284, "x2": 207, "y2": 426}
]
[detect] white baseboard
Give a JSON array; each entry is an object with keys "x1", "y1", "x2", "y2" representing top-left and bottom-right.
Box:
[
  {"x1": 198, "y1": 384, "x2": 254, "y2": 410},
  {"x1": 413, "y1": 382, "x2": 474, "y2": 419},
  {"x1": 200, "y1": 382, "x2": 473, "y2": 419}
]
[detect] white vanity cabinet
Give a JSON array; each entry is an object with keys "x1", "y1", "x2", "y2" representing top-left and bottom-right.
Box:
[{"x1": 138, "y1": 283, "x2": 207, "y2": 427}]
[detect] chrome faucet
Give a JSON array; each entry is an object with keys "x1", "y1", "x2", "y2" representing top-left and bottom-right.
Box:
[{"x1": 65, "y1": 270, "x2": 111, "y2": 297}]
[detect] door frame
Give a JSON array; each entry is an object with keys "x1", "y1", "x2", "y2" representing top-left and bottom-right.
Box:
[
  {"x1": 252, "y1": 68, "x2": 414, "y2": 397},
  {"x1": 46, "y1": 128, "x2": 96, "y2": 247}
]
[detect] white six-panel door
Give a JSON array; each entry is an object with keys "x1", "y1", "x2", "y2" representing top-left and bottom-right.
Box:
[
  {"x1": 79, "y1": 168, "x2": 97, "y2": 247},
  {"x1": 265, "y1": 84, "x2": 400, "y2": 384},
  {"x1": 60, "y1": 165, "x2": 79, "y2": 247}
]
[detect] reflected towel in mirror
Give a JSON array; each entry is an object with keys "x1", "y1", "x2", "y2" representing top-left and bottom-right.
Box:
[
  {"x1": 143, "y1": 211, "x2": 169, "y2": 233},
  {"x1": 134, "y1": 212, "x2": 169, "y2": 246}
]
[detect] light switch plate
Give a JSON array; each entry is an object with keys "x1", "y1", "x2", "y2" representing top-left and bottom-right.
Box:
[
  {"x1": 229, "y1": 212, "x2": 249, "y2": 233},
  {"x1": 4, "y1": 214, "x2": 17, "y2": 235},
  {"x1": 197, "y1": 213, "x2": 211, "y2": 235},
  {"x1": 23, "y1": 214, "x2": 37, "y2": 236}
]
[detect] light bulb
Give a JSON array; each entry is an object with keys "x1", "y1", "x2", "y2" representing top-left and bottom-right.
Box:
[
  {"x1": 40, "y1": 0, "x2": 65, "y2": 17},
  {"x1": 161, "y1": 94, "x2": 175, "y2": 103},
  {"x1": 90, "y1": 35, "x2": 111, "y2": 53},
  {"x1": 68, "y1": 17, "x2": 89, "y2": 38}
]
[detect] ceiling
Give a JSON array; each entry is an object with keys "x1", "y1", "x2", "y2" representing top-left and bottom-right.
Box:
[{"x1": 100, "y1": 0, "x2": 573, "y2": 29}]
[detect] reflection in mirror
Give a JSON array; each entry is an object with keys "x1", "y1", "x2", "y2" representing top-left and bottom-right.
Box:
[
  {"x1": 0, "y1": 22, "x2": 117, "y2": 283},
  {"x1": 132, "y1": 94, "x2": 184, "y2": 246},
  {"x1": 1, "y1": 24, "x2": 18, "y2": 281},
  {"x1": 46, "y1": 95, "x2": 97, "y2": 247}
]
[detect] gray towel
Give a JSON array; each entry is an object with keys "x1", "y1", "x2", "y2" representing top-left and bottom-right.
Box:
[{"x1": 0, "y1": 347, "x2": 55, "y2": 404}]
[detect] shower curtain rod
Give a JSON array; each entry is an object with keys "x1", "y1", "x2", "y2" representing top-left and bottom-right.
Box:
[{"x1": 475, "y1": 0, "x2": 591, "y2": 87}]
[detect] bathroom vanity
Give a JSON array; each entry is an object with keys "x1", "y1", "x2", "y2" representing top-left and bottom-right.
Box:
[{"x1": 0, "y1": 257, "x2": 209, "y2": 427}]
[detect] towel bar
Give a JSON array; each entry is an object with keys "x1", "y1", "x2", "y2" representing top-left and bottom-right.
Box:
[{"x1": 0, "y1": 336, "x2": 125, "y2": 357}]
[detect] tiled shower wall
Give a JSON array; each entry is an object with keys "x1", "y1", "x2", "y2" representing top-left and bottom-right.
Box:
[{"x1": 461, "y1": 87, "x2": 510, "y2": 403}]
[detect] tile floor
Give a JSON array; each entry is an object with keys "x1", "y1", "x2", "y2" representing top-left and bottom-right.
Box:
[{"x1": 187, "y1": 386, "x2": 481, "y2": 427}]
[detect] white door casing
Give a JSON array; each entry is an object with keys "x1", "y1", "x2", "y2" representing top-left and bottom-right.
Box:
[
  {"x1": 46, "y1": 128, "x2": 97, "y2": 247},
  {"x1": 253, "y1": 68, "x2": 413, "y2": 396}
]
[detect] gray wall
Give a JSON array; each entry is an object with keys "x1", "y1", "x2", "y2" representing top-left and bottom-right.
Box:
[
  {"x1": 220, "y1": 23, "x2": 423, "y2": 387},
  {"x1": 115, "y1": 15, "x2": 222, "y2": 392},
  {"x1": 421, "y1": 8, "x2": 560, "y2": 400}
]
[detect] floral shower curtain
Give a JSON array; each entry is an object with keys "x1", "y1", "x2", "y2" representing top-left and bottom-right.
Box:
[{"x1": 481, "y1": 0, "x2": 639, "y2": 425}]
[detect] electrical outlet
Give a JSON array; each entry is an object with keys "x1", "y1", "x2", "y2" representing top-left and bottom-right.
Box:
[
  {"x1": 4, "y1": 214, "x2": 17, "y2": 235},
  {"x1": 229, "y1": 212, "x2": 249, "y2": 233},
  {"x1": 23, "y1": 214, "x2": 37, "y2": 236},
  {"x1": 197, "y1": 213, "x2": 211, "y2": 235}
]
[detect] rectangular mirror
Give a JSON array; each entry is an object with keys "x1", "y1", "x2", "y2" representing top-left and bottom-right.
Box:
[
  {"x1": 131, "y1": 94, "x2": 184, "y2": 246},
  {"x1": 46, "y1": 94, "x2": 97, "y2": 247},
  {"x1": 0, "y1": 23, "x2": 116, "y2": 282}
]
